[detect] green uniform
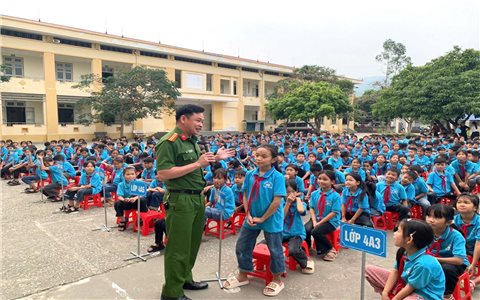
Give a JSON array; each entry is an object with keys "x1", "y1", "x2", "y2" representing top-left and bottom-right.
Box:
[{"x1": 156, "y1": 126, "x2": 206, "y2": 298}]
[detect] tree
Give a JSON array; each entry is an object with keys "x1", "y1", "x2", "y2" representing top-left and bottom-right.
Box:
[
  {"x1": 1, "y1": 65, "x2": 11, "y2": 83},
  {"x1": 354, "y1": 89, "x2": 381, "y2": 124},
  {"x1": 74, "y1": 66, "x2": 180, "y2": 136},
  {"x1": 373, "y1": 47, "x2": 480, "y2": 133},
  {"x1": 375, "y1": 39, "x2": 412, "y2": 88},
  {"x1": 267, "y1": 81, "x2": 352, "y2": 131}
]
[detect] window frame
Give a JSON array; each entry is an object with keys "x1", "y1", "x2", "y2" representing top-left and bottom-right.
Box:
[
  {"x1": 56, "y1": 62, "x2": 73, "y2": 82},
  {"x1": 3, "y1": 56, "x2": 24, "y2": 78}
]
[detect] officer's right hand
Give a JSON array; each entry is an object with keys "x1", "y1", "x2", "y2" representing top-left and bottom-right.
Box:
[{"x1": 197, "y1": 153, "x2": 216, "y2": 168}]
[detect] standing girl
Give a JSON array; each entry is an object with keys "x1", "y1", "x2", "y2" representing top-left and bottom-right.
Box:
[
  {"x1": 453, "y1": 193, "x2": 480, "y2": 290},
  {"x1": 283, "y1": 179, "x2": 314, "y2": 274},
  {"x1": 425, "y1": 204, "x2": 469, "y2": 298},
  {"x1": 224, "y1": 144, "x2": 286, "y2": 296},
  {"x1": 341, "y1": 173, "x2": 373, "y2": 227},
  {"x1": 365, "y1": 219, "x2": 445, "y2": 300},
  {"x1": 305, "y1": 170, "x2": 341, "y2": 261}
]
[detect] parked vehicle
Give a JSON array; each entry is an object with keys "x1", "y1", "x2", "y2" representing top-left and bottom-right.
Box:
[{"x1": 274, "y1": 122, "x2": 315, "y2": 133}]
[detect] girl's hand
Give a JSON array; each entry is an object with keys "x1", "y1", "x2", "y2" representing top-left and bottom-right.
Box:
[
  {"x1": 347, "y1": 219, "x2": 354, "y2": 224},
  {"x1": 341, "y1": 217, "x2": 347, "y2": 223},
  {"x1": 467, "y1": 264, "x2": 475, "y2": 275},
  {"x1": 381, "y1": 293, "x2": 390, "y2": 300},
  {"x1": 246, "y1": 214, "x2": 256, "y2": 226},
  {"x1": 252, "y1": 217, "x2": 264, "y2": 224}
]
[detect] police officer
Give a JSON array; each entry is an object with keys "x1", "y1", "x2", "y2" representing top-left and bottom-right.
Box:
[{"x1": 156, "y1": 104, "x2": 234, "y2": 300}]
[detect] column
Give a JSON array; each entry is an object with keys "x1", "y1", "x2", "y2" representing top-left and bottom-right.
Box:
[
  {"x1": 43, "y1": 52, "x2": 60, "y2": 140},
  {"x1": 237, "y1": 74, "x2": 245, "y2": 131},
  {"x1": 91, "y1": 58, "x2": 107, "y2": 133},
  {"x1": 258, "y1": 78, "x2": 266, "y2": 120},
  {"x1": 212, "y1": 102, "x2": 224, "y2": 130}
]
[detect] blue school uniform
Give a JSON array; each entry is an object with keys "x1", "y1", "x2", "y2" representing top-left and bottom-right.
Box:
[
  {"x1": 308, "y1": 189, "x2": 341, "y2": 228},
  {"x1": 341, "y1": 187, "x2": 370, "y2": 214},
  {"x1": 376, "y1": 181, "x2": 406, "y2": 207},
  {"x1": 60, "y1": 161, "x2": 76, "y2": 178},
  {"x1": 231, "y1": 183, "x2": 244, "y2": 206},
  {"x1": 309, "y1": 174, "x2": 318, "y2": 191},
  {"x1": 428, "y1": 227, "x2": 470, "y2": 266},
  {"x1": 413, "y1": 177, "x2": 428, "y2": 197},
  {"x1": 149, "y1": 179, "x2": 165, "y2": 189},
  {"x1": 400, "y1": 247, "x2": 445, "y2": 300},
  {"x1": 386, "y1": 162, "x2": 403, "y2": 172},
  {"x1": 209, "y1": 185, "x2": 235, "y2": 219},
  {"x1": 373, "y1": 163, "x2": 388, "y2": 176},
  {"x1": 402, "y1": 183, "x2": 416, "y2": 203},
  {"x1": 117, "y1": 180, "x2": 134, "y2": 198},
  {"x1": 293, "y1": 175, "x2": 306, "y2": 196},
  {"x1": 79, "y1": 172, "x2": 102, "y2": 194},
  {"x1": 283, "y1": 201, "x2": 307, "y2": 240},
  {"x1": 1, "y1": 151, "x2": 18, "y2": 164},
  {"x1": 453, "y1": 214, "x2": 480, "y2": 255},
  {"x1": 49, "y1": 164, "x2": 68, "y2": 186},
  {"x1": 241, "y1": 167, "x2": 286, "y2": 233},
  {"x1": 334, "y1": 170, "x2": 346, "y2": 184},
  {"x1": 426, "y1": 171, "x2": 455, "y2": 196},
  {"x1": 34, "y1": 158, "x2": 49, "y2": 180},
  {"x1": 327, "y1": 156, "x2": 342, "y2": 170},
  {"x1": 450, "y1": 160, "x2": 476, "y2": 177},
  {"x1": 111, "y1": 167, "x2": 125, "y2": 186},
  {"x1": 296, "y1": 161, "x2": 310, "y2": 173},
  {"x1": 141, "y1": 167, "x2": 156, "y2": 181},
  {"x1": 359, "y1": 155, "x2": 372, "y2": 165},
  {"x1": 343, "y1": 167, "x2": 366, "y2": 181},
  {"x1": 416, "y1": 155, "x2": 431, "y2": 170}
]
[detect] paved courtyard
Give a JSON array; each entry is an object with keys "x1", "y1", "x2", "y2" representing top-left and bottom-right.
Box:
[{"x1": 1, "y1": 180, "x2": 478, "y2": 300}]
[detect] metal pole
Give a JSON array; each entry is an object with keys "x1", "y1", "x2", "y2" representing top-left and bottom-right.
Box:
[
  {"x1": 92, "y1": 175, "x2": 117, "y2": 232},
  {"x1": 202, "y1": 209, "x2": 226, "y2": 288},
  {"x1": 360, "y1": 252, "x2": 366, "y2": 300},
  {"x1": 125, "y1": 197, "x2": 150, "y2": 262}
]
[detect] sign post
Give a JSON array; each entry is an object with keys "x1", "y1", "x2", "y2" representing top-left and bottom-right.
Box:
[
  {"x1": 340, "y1": 223, "x2": 387, "y2": 300},
  {"x1": 125, "y1": 180, "x2": 150, "y2": 262}
]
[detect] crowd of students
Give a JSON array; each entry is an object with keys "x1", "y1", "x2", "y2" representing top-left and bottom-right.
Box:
[{"x1": 1, "y1": 130, "x2": 479, "y2": 298}]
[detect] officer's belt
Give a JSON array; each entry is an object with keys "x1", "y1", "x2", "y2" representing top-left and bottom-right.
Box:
[{"x1": 168, "y1": 189, "x2": 203, "y2": 195}]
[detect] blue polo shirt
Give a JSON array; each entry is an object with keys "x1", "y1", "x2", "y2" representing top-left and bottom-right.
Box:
[
  {"x1": 386, "y1": 162, "x2": 403, "y2": 171},
  {"x1": 358, "y1": 155, "x2": 372, "y2": 164},
  {"x1": 327, "y1": 156, "x2": 342, "y2": 170},
  {"x1": 343, "y1": 167, "x2": 366, "y2": 181},
  {"x1": 49, "y1": 164, "x2": 68, "y2": 186},
  {"x1": 334, "y1": 170, "x2": 346, "y2": 184},
  {"x1": 283, "y1": 200, "x2": 307, "y2": 240},
  {"x1": 341, "y1": 187, "x2": 370, "y2": 214},
  {"x1": 294, "y1": 175, "x2": 306, "y2": 199},
  {"x1": 79, "y1": 172, "x2": 102, "y2": 194},
  {"x1": 429, "y1": 227, "x2": 469, "y2": 266},
  {"x1": 308, "y1": 188, "x2": 341, "y2": 228},
  {"x1": 373, "y1": 163, "x2": 388, "y2": 176},
  {"x1": 450, "y1": 160, "x2": 476, "y2": 177},
  {"x1": 242, "y1": 167, "x2": 286, "y2": 233},
  {"x1": 149, "y1": 179, "x2": 165, "y2": 189},
  {"x1": 296, "y1": 161, "x2": 310, "y2": 173},
  {"x1": 402, "y1": 183, "x2": 416, "y2": 203},
  {"x1": 453, "y1": 214, "x2": 480, "y2": 255},
  {"x1": 117, "y1": 180, "x2": 134, "y2": 198},
  {"x1": 34, "y1": 158, "x2": 49, "y2": 180},
  {"x1": 60, "y1": 161, "x2": 76, "y2": 178},
  {"x1": 309, "y1": 174, "x2": 319, "y2": 191},
  {"x1": 426, "y1": 171, "x2": 455, "y2": 196},
  {"x1": 209, "y1": 185, "x2": 235, "y2": 219},
  {"x1": 1, "y1": 151, "x2": 18, "y2": 164},
  {"x1": 416, "y1": 155, "x2": 431, "y2": 170},
  {"x1": 400, "y1": 248, "x2": 445, "y2": 300},
  {"x1": 231, "y1": 183, "x2": 243, "y2": 206},
  {"x1": 141, "y1": 167, "x2": 156, "y2": 181},
  {"x1": 413, "y1": 177, "x2": 429, "y2": 197},
  {"x1": 111, "y1": 167, "x2": 125, "y2": 186},
  {"x1": 376, "y1": 181, "x2": 407, "y2": 206}
]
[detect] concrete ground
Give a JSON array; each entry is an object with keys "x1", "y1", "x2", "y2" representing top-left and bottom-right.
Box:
[{"x1": 1, "y1": 179, "x2": 478, "y2": 300}]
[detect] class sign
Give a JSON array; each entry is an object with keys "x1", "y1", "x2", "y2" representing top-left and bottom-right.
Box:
[{"x1": 340, "y1": 223, "x2": 387, "y2": 258}]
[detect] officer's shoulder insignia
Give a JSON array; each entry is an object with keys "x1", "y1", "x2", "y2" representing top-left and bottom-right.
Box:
[{"x1": 167, "y1": 133, "x2": 178, "y2": 142}]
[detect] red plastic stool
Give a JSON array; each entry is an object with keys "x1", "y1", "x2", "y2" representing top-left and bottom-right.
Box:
[
  {"x1": 452, "y1": 272, "x2": 472, "y2": 300},
  {"x1": 372, "y1": 215, "x2": 387, "y2": 230},
  {"x1": 205, "y1": 215, "x2": 236, "y2": 239},
  {"x1": 111, "y1": 192, "x2": 119, "y2": 201},
  {"x1": 327, "y1": 228, "x2": 341, "y2": 251},
  {"x1": 467, "y1": 255, "x2": 480, "y2": 277},
  {"x1": 472, "y1": 184, "x2": 480, "y2": 195},
  {"x1": 116, "y1": 209, "x2": 137, "y2": 230},
  {"x1": 233, "y1": 211, "x2": 246, "y2": 229},
  {"x1": 410, "y1": 205, "x2": 423, "y2": 220},
  {"x1": 36, "y1": 177, "x2": 51, "y2": 189},
  {"x1": 282, "y1": 240, "x2": 310, "y2": 271},
  {"x1": 81, "y1": 193, "x2": 103, "y2": 210},
  {"x1": 248, "y1": 243, "x2": 287, "y2": 286},
  {"x1": 438, "y1": 197, "x2": 453, "y2": 206},
  {"x1": 133, "y1": 210, "x2": 165, "y2": 236},
  {"x1": 384, "y1": 211, "x2": 399, "y2": 230}
]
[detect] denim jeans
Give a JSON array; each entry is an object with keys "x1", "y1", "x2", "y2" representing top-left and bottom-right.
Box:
[
  {"x1": 103, "y1": 184, "x2": 117, "y2": 199},
  {"x1": 21, "y1": 175, "x2": 40, "y2": 185},
  {"x1": 235, "y1": 226, "x2": 285, "y2": 274},
  {"x1": 205, "y1": 207, "x2": 222, "y2": 221}
]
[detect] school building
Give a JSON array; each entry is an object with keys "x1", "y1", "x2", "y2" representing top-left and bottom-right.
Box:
[{"x1": 1, "y1": 15, "x2": 359, "y2": 142}]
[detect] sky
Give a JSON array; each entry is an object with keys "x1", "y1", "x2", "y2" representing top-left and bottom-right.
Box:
[{"x1": 2, "y1": 0, "x2": 479, "y2": 80}]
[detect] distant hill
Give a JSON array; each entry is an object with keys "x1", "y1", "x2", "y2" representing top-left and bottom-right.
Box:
[{"x1": 355, "y1": 76, "x2": 383, "y2": 96}]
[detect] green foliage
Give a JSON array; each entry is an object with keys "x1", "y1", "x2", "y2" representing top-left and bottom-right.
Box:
[
  {"x1": 375, "y1": 39, "x2": 412, "y2": 87},
  {"x1": 73, "y1": 66, "x2": 180, "y2": 136},
  {"x1": 267, "y1": 81, "x2": 352, "y2": 131},
  {"x1": 354, "y1": 89, "x2": 381, "y2": 122},
  {"x1": 373, "y1": 47, "x2": 480, "y2": 132},
  {"x1": 0, "y1": 65, "x2": 11, "y2": 83}
]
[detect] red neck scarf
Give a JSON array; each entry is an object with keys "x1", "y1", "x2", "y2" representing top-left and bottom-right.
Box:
[
  {"x1": 345, "y1": 195, "x2": 354, "y2": 214},
  {"x1": 460, "y1": 165, "x2": 466, "y2": 179},
  {"x1": 461, "y1": 223, "x2": 472, "y2": 239},
  {"x1": 247, "y1": 174, "x2": 265, "y2": 214},
  {"x1": 317, "y1": 192, "x2": 326, "y2": 220},
  {"x1": 383, "y1": 185, "x2": 391, "y2": 205}
]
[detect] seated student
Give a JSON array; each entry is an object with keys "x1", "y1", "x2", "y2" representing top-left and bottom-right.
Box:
[
  {"x1": 232, "y1": 170, "x2": 246, "y2": 213},
  {"x1": 276, "y1": 152, "x2": 288, "y2": 175},
  {"x1": 339, "y1": 150, "x2": 352, "y2": 172},
  {"x1": 400, "y1": 171, "x2": 417, "y2": 207},
  {"x1": 147, "y1": 218, "x2": 167, "y2": 253},
  {"x1": 22, "y1": 150, "x2": 49, "y2": 193},
  {"x1": 283, "y1": 179, "x2": 314, "y2": 274},
  {"x1": 365, "y1": 219, "x2": 445, "y2": 300},
  {"x1": 7, "y1": 147, "x2": 35, "y2": 186},
  {"x1": 409, "y1": 165, "x2": 430, "y2": 210},
  {"x1": 387, "y1": 154, "x2": 403, "y2": 172},
  {"x1": 295, "y1": 152, "x2": 310, "y2": 181},
  {"x1": 323, "y1": 164, "x2": 346, "y2": 192},
  {"x1": 305, "y1": 164, "x2": 322, "y2": 202},
  {"x1": 363, "y1": 161, "x2": 377, "y2": 183},
  {"x1": 115, "y1": 166, "x2": 149, "y2": 231},
  {"x1": 358, "y1": 148, "x2": 372, "y2": 165},
  {"x1": 341, "y1": 173, "x2": 373, "y2": 227},
  {"x1": 100, "y1": 148, "x2": 120, "y2": 172},
  {"x1": 416, "y1": 147, "x2": 431, "y2": 172},
  {"x1": 305, "y1": 170, "x2": 341, "y2": 261},
  {"x1": 75, "y1": 147, "x2": 90, "y2": 174},
  {"x1": 425, "y1": 204, "x2": 469, "y2": 298},
  {"x1": 453, "y1": 193, "x2": 480, "y2": 290},
  {"x1": 1, "y1": 144, "x2": 19, "y2": 179},
  {"x1": 53, "y1": 145, "x2": 67, "y2": 160},
  {"x1": 373, "y1": 154, "x2": 388, "y2": 182},
  {"x1": 376, "y1": 168, "x2": 410, "y2": 230},
  {"x1": 343, "y1": 158, "x2": 366, "y2": 181},
  {"x1": 451, "y1": 150, "x2": 476, "y2": 192},
  {"x1": 227, "y1": 159, "x2": 247, "y2": 184},
  {"x1": 61, "y1": 140, "x2": 75, "y2": 162},
  {"x1": 467, "y1": 151, "x2": 480, "y2": 189},
  {"x1": 285, "y1": 164, "x2": 306, "y2": 200},
  {"x1": 40, "y1": 155, "x2": 69, "y2": 202},
  {"x1": 405, "y1": 147, "x2": 419, "y2": 167},
  {"x1": 427, "y1": 157, "x2": 461, "y2": 204},
  {"x1": 205, "y1": 169, "x2": 235, "y2": 222},
  {"x1": 327, "y1": 148, "x2": 342, "y2": 170},
  {"x1": 57, "y1": 155, "x2": 77, "y2": 180},
  {"x1": 63, "y1": 161, "x2": 102, "y2": 213},
  {"x1": 103, "y1": 157, "x2": 126, "y2": 202},
  {"x1": 142, "y1": 173, "x2": 166, "y2": 210},
  {"x1": 141, "y1": 157, "x2": 156, "y2": 183}
]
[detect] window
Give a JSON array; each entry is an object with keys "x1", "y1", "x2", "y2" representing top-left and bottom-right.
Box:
[
  {"x1": 3, "y1": 56, "x2": 24, "y2": 77},
  {"x1": 206, "y1": 74, "x2": 212, "y2": 91},
  {"x1": 233, "y1": 80, "x2": 237, "y2": 95},
  {"x1": 342, "y1": 117, "x2": 349, "y2": 125},
  {"x1": 58, "y1": 103, "x2": 75, "y2": 123},
  {"x1": 4, "y1": 101, "x2": 26, "y2": 124},
  {"x1": 102, "y1": 66, "x2": 113, "y2": 82},
  {"x1": 140, "y1": 51, "x2": 168, "y2": 59},
  {"x1": 185, "y1": 73, "x2": 203, "y2": 90},
  {"x1": 174, "y1": 56, "x2": 212, "y2": 66},
  {"x1": 255, "y1": 83, "x2": 259, "y2": 97},
  {"x1": 1, "y1": 29, "x2": 42, "y2": 40},
  {"x1": 220, "y1": 79, "x2": 231, "y2": 94},
  {"x1": 56, "y1": 62, "x2": 73, "y2": 82},
  {"x1": 53, "y1": 37, "x2": 91, "y2": 48},
  {"x1": 100, "y1": 45, "x2": 133, "y2": 54},
  {"x1": 175, "y1": 70, "x2": 182, "y2": 88},
  {"x1": 242, "y1": 67, "x2": 259, "y2": 73},
  {"x1": 265, "y1": 70, "x2": 280, "y2": 76},
  {"x1": 218, "y1": 63, "x2": 237, "y2": 70}
]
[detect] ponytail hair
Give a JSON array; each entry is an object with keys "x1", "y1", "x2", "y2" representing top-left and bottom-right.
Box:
[{"x1": 346, "y1": 172, "x2": 367, "y2": 202}]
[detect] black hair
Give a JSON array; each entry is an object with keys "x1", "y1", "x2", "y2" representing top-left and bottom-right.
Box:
[
  {"x1": 123, "y1": 166, "x2": 136, "y2": 175},
  {"x1": 234, "y1": 170, "x2": 246, "y2": 177},
  {"x1": 345, "y1": 172, "x2": 367, "y2": 203},
  {"x1": 434, "y1": 157, "x2": 446, "y2": 164},
  {"x1": 323, "y1": 164, "x2": 334, "y2": 171},
  {"x1": 175, "y1": 104, "x2": 205, "y2": 121},
  {"x1": 257, "y1": 144, "x2": 282, "y2": 172},
  {"x1": 213, "y1": 168, "x2": 228, "y2": 180},
  {"x1": 455, "y1": 193, "x2": 479, "y2": 212},
  {"x1": 229, "y1": 160, "x2": 240, "y2": 168},
  {"x1": 310, "y1": 164, "x2": 322, "y2": 172},
  {"x1": 143, "y1": 157, "x2": 154, "y2": 164},
  {"x1": 83, "y1": 161, "x2": 96, "y2": 168},
  {"x1": 404, "y1": 171, "x2": 418, "y2": 181},
  {"x1": 286, "y1": 164, "x2": 299, "y2": 172},
  {"x1": 398, "y1": 219, "x2": 435, "y2": 250},
  {"x1": 296, "y1": 152, "x2": 305, "y2": 157},
  {"x1": 426, "y1": 204, "x2": 455, "y2": 222},
  {"x1": 53, "y1": 154, "x2": 65, "y2": 162},
  {"x1": 318, "y1": 170, "x2": 336, "y2": 184},
  {"x1": 386, "y1": 168, "x2": 400, "y2": 177},
  {"x1": 409, "y1": 165, "x2": 424, "y2": 175},
  {"x1": 286, "y1": 178, "x2": 298, "y2": 192}
]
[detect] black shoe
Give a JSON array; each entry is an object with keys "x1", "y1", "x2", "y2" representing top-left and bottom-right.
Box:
[
  {"x1": 160, "y1": 295, "x2": 191, "y2": 300},
  {"x1": 183, "y1": 280, "x2": 208, "y2": 290}
]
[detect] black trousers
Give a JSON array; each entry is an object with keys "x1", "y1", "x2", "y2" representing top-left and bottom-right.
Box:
[
  {"x1": 441, "y1": 263, "x2": 466, "y2": 294},
  {"x1": 42, "y1": 182, "x2": 62, "y2": 197},
  {"x1": 282, "y1": 236, "x2": 308, "y2": 268},
  {"x1": 154, "y1": 218, "x2": 167, "y2": 245},
  {"x1": 12, "y1": 166, "x2": 27, "y2": 179},
  {"x1": 386, "y1": 204, "x2": 410, "y2": 222},
  {"x1": 304, "y1": 218, "x2": 336, "y2": 254},
  {"x1": 114, "y1": 200, "x2": 148, "y2": 217},
  {"x1": 345, "y1": 211, "x2": 373, "y2": 227},
  {"x1": 1, "y1": 164, "x2": 13, "y2": 177}
]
